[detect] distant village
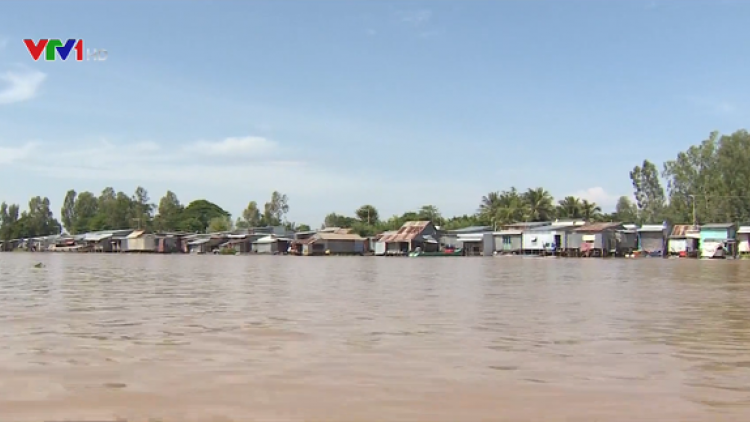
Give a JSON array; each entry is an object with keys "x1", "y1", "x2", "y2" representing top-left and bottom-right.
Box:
[{"x1": 1, "y1": 219, "x2": 748, "y2": 259}]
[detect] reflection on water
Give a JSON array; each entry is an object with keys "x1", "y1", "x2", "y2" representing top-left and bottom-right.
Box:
[{"x1": 2, "y1": 254, "x2": 750, "y2": 421}]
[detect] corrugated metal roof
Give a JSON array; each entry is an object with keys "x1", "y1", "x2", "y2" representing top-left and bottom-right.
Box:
[
  {"x1": 737, "y1": 226, "x2": 750, "y2": 234},
  {"x1": 315, "y1": 232, "x2": 365, "y2": 241},
  {"x1": 701, "y1": 223, "x2": 735, "y2": 229},
  {"x1": 503, "y1": 222, "x2": 550, "y2": 229},
  {"x1": 83, "y1": 232, "x2": 114, "y2": 242},
  {"x1": 493, "y1": 230, "x2": 522, "y2": 235},
  {"x1": 127, "y1": 230, "x2": 145, "y2": 239},
  {"x1": 670, "y1": 225, "x2": 700, "y2": 238},
  {"x1": 574, "y1": 222, "x2": 624, "y2": 232},
  {"x1": 447, "y1": 226, "x2": 492, "y2": 233},
  {"x1": 525, "y1": 224, "x2": 578, "y2": 232},
  {"x1": 638, "y1": 224, "x2": 666, "y2": 232},
  {"x1": 379, "y1": 221, "x2": 431, "y2": 243},
  {"x1": 188, "y1": 238, "x2": 211, "y2": 245}
]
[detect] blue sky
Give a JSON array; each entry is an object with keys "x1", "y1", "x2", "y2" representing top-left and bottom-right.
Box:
[{"x1": 1, "y1": 0, "x2": 749, "y2": 226}]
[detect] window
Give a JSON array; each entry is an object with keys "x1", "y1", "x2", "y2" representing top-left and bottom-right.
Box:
[{"x1": 503, "y1": 236, "x2": 512, "y2": 245}]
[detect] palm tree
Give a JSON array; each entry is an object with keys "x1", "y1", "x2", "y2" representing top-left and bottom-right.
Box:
[
  {"x1": 495, "y1": 189, "x2": 528, "y2": 226},
  {"x1": 580, "y1": 200, "x2": 602, "y2": 221},
  {"x1": 523, "y1": 187, "x2": 554, "y2": 221},
  {"x1": 478, "y1": 191, "x2": 501, "y2": 219},
  {"x1": 556, "y1": 196, "x2": 582, "y2": 219}
]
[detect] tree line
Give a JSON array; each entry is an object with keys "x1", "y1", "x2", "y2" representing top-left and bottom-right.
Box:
[
  {"x1": 629, "y1": 129, "x2": 750, "y2": 225},
  {"x1": 2, "y1": 128, "x2": 748, "y2": 242},
  {"x1": 0, "y1": 187, "x2": 297, "y2": 243}
]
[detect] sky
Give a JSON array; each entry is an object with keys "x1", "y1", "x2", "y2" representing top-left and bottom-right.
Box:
[{"x1": 1, "y1": 0, "x2": 749, "y2": 226}]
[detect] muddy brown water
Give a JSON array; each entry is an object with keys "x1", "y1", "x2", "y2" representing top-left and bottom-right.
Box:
[{"x1": 1, "y1": 254, "x2": 750, "y2": 421}]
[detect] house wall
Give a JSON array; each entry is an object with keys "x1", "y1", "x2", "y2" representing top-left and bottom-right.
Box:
[
  {"x1": 127, "y1": 234, "x2": 156, "y2": 252},
  {"x1": 418, "y1": 223, "x2": 439, "y2": 241},
  {"x1": 668, "y1": 238, "x2": 687, "y2": 253},
  {"x1": 494, "y1": 234, "x2": 522, "y2": 252},
  {"x1": 522, "y1": 231, "x2": 555, "y2": 251},
  {"x1": 699, "y1": 228, "x2": 732, "y2": 258},
  {"x1": 738, "y1": 233, "x2": 750, "y2": 253},
  {"x1": 374, "y1": 242, "x2": 386, "y2": 255},
  {"x1": 618, "y1": 231, "x2": 638, "y2": 250},
  {"x1": 440, "y1": 234, "x2": 459, "y2": 247},
  {"x1": 255, "y1": 242, "x2": 278, "y2": 254},
  {"x1": 565, "y1": 232, "x2": 597, "y2": 249},
  {"x1": 464, "y1": 241, "x2": 483, "y2": 256},
  {"x1": 639, "y1": 232, "x2": 664, "y2": 252}
]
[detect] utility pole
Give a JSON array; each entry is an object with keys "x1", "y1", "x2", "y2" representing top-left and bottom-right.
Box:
[{"x1": 688, "y1": 195, "x2": 697, "y2": 226}]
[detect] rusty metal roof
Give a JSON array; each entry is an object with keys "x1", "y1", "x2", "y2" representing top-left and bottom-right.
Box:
[
  {"x1": 315, "y1": 232, "x2": 365, "y2": 241},
  {"x1": 379, "y1": 221, "x2": 431, "y2": 243},
  {"x1": 574, "y1": 222, "x2": 624, "y2": 232},
  {"x1": 670, "y1": 225, "x2": 699, "y2": 237}
]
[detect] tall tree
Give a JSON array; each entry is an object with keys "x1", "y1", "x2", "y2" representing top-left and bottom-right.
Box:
[
  {"x1": 417, "y1": 205, "x2": 441, "y2": 223},
  {"x1": 182, "y1": 199, "x2": 230, "y2": 233},
  {"x1": 614, "y1": 196, "x2": 638, "y2": 222},
  {"x1": 630, "y1": 159, "x2": 666, "y2": 224},
  {"x1": 355, "y1": 205, "x2": 379, "y2": 224},
  {"x1": 154, "y1": 190, "x2": 184, "y2": 231},
  {"x1": 580, "y1": 200, "x2": 602, "y2": 221},
  {"x1": 522, "y1": 187, "x2": 554, "y2": 222},
  {"x1": 72, "y1": 191, "x2": 99, "y2": 234},
  {"x1": 207, "y1": 215, "x2": 233, "y2": 233},
  {"x1": 130, "y1": 186, "x2": 154, "y2": 230},
  {"x1": 61, "y1": 189, "x2": 77, "y2": 234},
  {"x1": 556, "y1": 196, "x2": 582, "y2": 219},
  {"x1": 263, "y1": 191, "x2": 289, "y2": 226},
  {"x1": 237, "y1": 201, "x2": 262, "y2": 228}
]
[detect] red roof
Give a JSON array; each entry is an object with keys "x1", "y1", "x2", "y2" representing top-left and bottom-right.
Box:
[{"x1": 379, "y1": 221, "x2": 432, "y2": 243}]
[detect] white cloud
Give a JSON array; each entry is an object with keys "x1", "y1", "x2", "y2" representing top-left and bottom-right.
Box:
[
  {"x1": 570, "y1": 187, "x2": 621, "y2": 210},
  {"x1": 0, "y1": 141, "x2": 37, "y2": 164},
  {"x1": 3, "y1": 136, "x2": 356, "y2": 198},
  {"x1": 0, "y1": 68, "x2": 46, "y2": 105},
  {"x1": 184, "y1": 136, "x2": 277, "y2": 157}
]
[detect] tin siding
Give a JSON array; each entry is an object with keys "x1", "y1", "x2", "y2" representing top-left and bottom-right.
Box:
[
  {"x1": 700, "y1": 228, "x2": 729, "y2": 242},
  {"x1": 639, "y1": 232, "x2": 664, "y2": 251},
  {"x1": 567, "y1": 233, "x2": 583, "y2": 249}
]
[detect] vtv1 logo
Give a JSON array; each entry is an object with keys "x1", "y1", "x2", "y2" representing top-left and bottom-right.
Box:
[{"x1": 23, "y1": 39, "x2": 108, "y2": 61}]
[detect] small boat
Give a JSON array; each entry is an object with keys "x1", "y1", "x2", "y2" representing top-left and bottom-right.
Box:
[{"x1": 409, "y1": 248, "x2": 464, "y2": 257}]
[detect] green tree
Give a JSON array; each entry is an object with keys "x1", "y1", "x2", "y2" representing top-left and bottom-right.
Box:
[
  {"x1": 182, "y1": 199, "x2": 230, "y2": 233},
  {"x1": 263, "y1": 191, "x2": 289, "y2": 226},
  {"x1": 417, "y1": 205, "x2": 441, "y2": 223},
  {"x1": 614, "y1": 196, "x2": 638, "y2": 222},
  {"x1": 207, "y1": 215, "x2": 233, "y2": 233},
  {"x1": 355, "y1": 205, "x2": 379, "y2": 224},
  {"x1": 580, "y1": 200, "x2": 602, "y2": 221},
  {"x1": 61, "y1": 189, "x2": 77, "y2": 233},
  {"x1": 630, "y1": 159, "x2": 666, "y2": 224},
  {"x1": 522, "y1": 187, "x2": 554, "y2": 222},
  {"x1": 236, "y1": 200, "x2": 261, "y2": 228},
  {"x1": 556, "y1": 196, "x2": 582, "y2": 219},
  {"x1": 154, "y1": 190, "x2": 184, "y2": 231},
  {"x1": 72, "y1": 191, "x2": 99, "y2": 234},
  {"x1": 130, "y1": 186, "x2": 154, "y2": 230}
]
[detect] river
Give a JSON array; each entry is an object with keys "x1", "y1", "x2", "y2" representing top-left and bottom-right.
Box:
[{"x1": 1, "y1": 254, "x2": 749, "y2": 421}]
